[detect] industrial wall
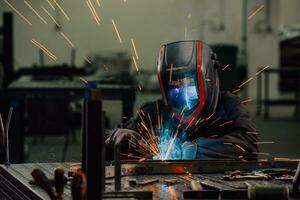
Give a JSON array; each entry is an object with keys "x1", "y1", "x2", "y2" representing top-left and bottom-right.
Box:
[{"x1": 0, "y1": 0, "x2": 300, "y2": 99}]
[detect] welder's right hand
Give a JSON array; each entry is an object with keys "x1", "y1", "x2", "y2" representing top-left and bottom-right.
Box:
[{"x1": 105, "y1": 128, "x2": 140, "y2": 146}]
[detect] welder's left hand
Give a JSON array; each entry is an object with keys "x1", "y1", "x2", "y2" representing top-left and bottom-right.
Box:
[
  {"x1": 105, "y1": 128, "x2": 140, "y2": 146},
  {"x1": 181, "y1": 141, "x2": 197, "y2": 159}
]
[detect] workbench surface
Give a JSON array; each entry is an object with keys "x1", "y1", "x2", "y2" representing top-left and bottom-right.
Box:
[{"x1": 0, "y1": 160, "x2": 299, "y2": 199}]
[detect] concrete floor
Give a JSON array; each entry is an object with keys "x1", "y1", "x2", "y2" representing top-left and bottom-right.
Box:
[{"x1": 25, "y1": 92, "x2": 300, "y2": 163}]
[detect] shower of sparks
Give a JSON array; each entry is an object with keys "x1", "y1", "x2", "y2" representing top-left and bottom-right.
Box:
[
  {"x1": 238, "y1": 77, "x2": 253, "y2": 88},
  {"x1": 52, "y1": 0, "x2": 70, "y2": 21},
  {"x1": 169, "y1": 64, "x2": 173, "y2": 83},
  {"x1": 112, "y1": 19, "x2": 123, "y2": 43},
  {"x1": 254, "y1": 141, "x2": 274, "y2": 144},
  {"x1": 4, "y1": 0, "x2": 32, "y2": 26},
  {"x1": 256, "y1": 65, "x2": 270, "y2": 76},
  {"x1": 60, "y1": 32, "x2": 75, "y2": 47},
  {"x1": 219, "y1": 120, "x2": 233, "y2": 127},
  {"x1": 42, "y1": 6, "x2": 60, "y2": 27},
  {"x1": 31, "y1": 39, "x2": 57, "y2": 61},
  {"x1": 131, "y1": 38, "x2": 139, "y2": 59},
  {"x1": 96, "y1": 0, "x2": 101, "y2": 7},
  {"x1": 248, "y1": 5, "x2": 264, "y2": 20},
  {"x1": 132, "y1": 56, "x2": 139, "y2": 72},
  {"x1": 240, "y1": 98, "x2": 253, "y2": 104},
  {"x1": 84, "y1": 57, "x2": 92, "y2": 64},
  {"x1": 79, "y1": 77, "x2": 89, "y2": 84},
  {"x1": 86, "y1": 0, "x2": 100, "y2": 24},
  {"x1": 222, "y1": 64, "x2": 230, "y2": 71},
  {"x1": 46, "y1": 0, "x2": 56, "y2": 10},
  {"x1": 24, "y1": 0, "x2": 47, "y2": 24}
]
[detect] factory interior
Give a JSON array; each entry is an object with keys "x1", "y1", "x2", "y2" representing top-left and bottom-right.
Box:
[{"x1": 0, "y1": 0, "x2": 300, "y2": 199}]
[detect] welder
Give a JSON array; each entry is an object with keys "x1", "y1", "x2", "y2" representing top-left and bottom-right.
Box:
[{"x1": 106, "y1": 40, "x2": 258, "y2": 160}]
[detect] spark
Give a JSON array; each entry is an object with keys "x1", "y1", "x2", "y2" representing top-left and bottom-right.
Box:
[
  {"x1": 140, "y1": 109, "x2": 145, "y2": 116},
  {"x1": 252, "y1": 152, "x2": 270, "y2": 156},
  {"x1": 86, "y1": 0, "x2": 100, "y2": 24},
  {"x1": 24, "y1": 0, "x2": 47, "y2": 24},
  {"x1": 254, "y1": 141, "x2": 274, "y2": 144},
  {"x1": 248, "y1": 5, "x2": 264, "y2": 20},
  {"x1": 238, "y1": 77, "x2": 253, "y2": 88},
  {"x1": 111, "y1": 19, "x2": 123, "y2": 43},
  {"x1": 138, "y1": 85, "x2": 142, "y2": 91},
  {"x1": 205, "y1": 112, "x2": 215, "y2": 121},
  {"x1": 86, "y1": 1, "x2": 100, "y2": 25},
  {"x1": 31, "y1": 39, "x2": 57, "y2": 61},
  {"x1": 120, "y1": 153, "x2": 144, "y2": 159},
  {"x1": 46, "y1": 0, "x2": 56, "y2": 10},
  {"x1": 245, "y1": 131, "x2": 259, "y2": 135},
  {"x1": 231, "y1": 88, "x2": 241, "y2": 94},
  {"x1": 131, "y1": 38, "x2": 139, "y2": 59},
  {"x1": 96, "y1": 0, "x2": 101, "y2": 7},
  {"x1": 52, "y1": 0, "x2": 70, "y2": 21},
  {"x1": 60, "y1": 32, "x2": 75, "y2": 47},
  {"x1": 222, "y1": 64, "x2": 230, "y2": 71},
  {"x1": 235, "y1": 144, "x2": 246, "y2": 152},
  {"x1": 224, "y1": 142, "x2": 232, "y2": 145},
  {"x1": 210, "y1": 134, "x2": 218, "y2": 138},
  {"x1": 84, "y1": 57, "x2": 92, "y2": 64},
  {"x1": 156, "y1": 101, "x2": 160, "y2": 130},
  {"x1": 4, "y1": 0, "x2": 32, "y2": 26},
  {"x1": 79, "y1": 77, "x2": 88, "y2": 84},
  {"x1": 219, "y1": 120, "x2": 233, "y2": 127},
  {"x1": 169, "y1": 64, "x2": 173, "y2": 83},
  {"x1": 209, "y1": 117, "x2": 220, "y2": 125},
  {"x1": 42, "y1": 6, "x2": 60, "y2": 27},
  {"x1": 138, "y1": 157, "x2": 147, "y2": 162},
  {"x1": 256, "y1": 65, "x2": 270, "y2": 76},
  {"x1": 240, "y1": 98, "x2": 253, "y2": 104},
  {"x1": 132, "y1": 56, "x2": 139, "y2": 72}
]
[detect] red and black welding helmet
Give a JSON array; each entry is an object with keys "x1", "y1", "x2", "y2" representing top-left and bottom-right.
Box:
[{"x1": 157, "y1": 40, "x2": 220, "y2": 126}]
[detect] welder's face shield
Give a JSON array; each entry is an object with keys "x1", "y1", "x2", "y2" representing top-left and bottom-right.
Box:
[{"x1": 167, "y1": 77, "x2": 199, "y2": 115}]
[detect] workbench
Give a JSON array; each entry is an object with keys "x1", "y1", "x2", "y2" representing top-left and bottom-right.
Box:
[
  {"x1": 7, "y1": 76, "x2": 136, "y2": 163},
  {"x1": 0, "y1": 160, "x2": 299, "y2": 199}
]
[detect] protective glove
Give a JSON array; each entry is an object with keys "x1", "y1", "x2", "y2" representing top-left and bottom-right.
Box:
[
  {"x1": 105, "y1": 128, "x2": 140, "y2": 146},
  {"x1": 181, "y1": 141, "x2": 197, "y2": 159}
]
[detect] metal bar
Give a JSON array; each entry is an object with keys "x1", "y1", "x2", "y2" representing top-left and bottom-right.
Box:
[
  {"x1": 84, "y1": 88, "x2": 104, "y2": 199},
  {"x1": 114, "y1": 143, "x2": 121, "y2": 191}
]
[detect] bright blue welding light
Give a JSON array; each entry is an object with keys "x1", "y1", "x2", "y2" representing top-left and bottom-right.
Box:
[{"x1": 167, "y1": 85, "x2": 199, "y2": 112}]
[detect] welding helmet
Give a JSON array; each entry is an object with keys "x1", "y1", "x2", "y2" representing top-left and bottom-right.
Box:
[{"x1": 157, "y1": 40, "x2": 220, "y2": 126}]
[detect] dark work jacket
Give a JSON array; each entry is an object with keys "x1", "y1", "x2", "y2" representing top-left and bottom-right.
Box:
[{"x1": 108, "y1": 91, "x2": 258, "y2": 160}]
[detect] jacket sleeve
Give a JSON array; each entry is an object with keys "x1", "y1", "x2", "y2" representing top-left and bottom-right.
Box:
[{"x1": 196, "y1": 93, "x2": 259, "y2": 160}]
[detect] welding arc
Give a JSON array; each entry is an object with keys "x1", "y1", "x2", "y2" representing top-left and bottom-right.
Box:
[
  {"x1": 4, "y1": 0, "x2": 32, "y2": 26},
  {"x1": 24, "y1": 0, "x2": 47, "y2": 24}
]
